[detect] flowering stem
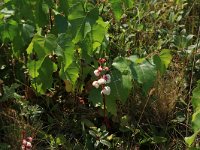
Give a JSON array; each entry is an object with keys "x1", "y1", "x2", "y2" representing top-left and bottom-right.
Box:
[
  {"x1": 22, "y1": 130, "x2": 26, "y2": 150},
  {"x1": 102, "y1": 94, "x2": 110, "y2": 129},
  {"x1": 102, "y1": 94, "x2": 106, "y2": 118}
]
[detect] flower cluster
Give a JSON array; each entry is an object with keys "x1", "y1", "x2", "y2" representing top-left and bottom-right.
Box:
[
  {"x1": 92, "y1": 58, "x2": 111, "y2": 95},
  {"x1": 22, "y1": 136, "x2": 33, "y2": 150}
]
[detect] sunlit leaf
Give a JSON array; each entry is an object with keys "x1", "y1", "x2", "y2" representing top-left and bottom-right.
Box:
[
  {"x1": 100, "y1": 139, "x2": 111, "y2": 147},
  {"x1": 159, "y1": 49, "x2": 172, "y2": 68},
  {"x1": 110, "y1": 0, "x2": 123, "y2": 21},
  {"x1": 64, "y1": 79, "x2": 73, "y2": 92},
  {"x1": 185, "y1": 132, "x2": 199, "y2": 147}
]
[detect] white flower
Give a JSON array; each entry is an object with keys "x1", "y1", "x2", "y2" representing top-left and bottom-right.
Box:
[
  {"x1": 26, "y1": 142, "x2": 32, "y2": 149},
  {"x1": 101, "y1": 86, "x2": 111, "y2": 95},
  {"x1": 103, "y1": 74, "x2": 111, "y2": 83},
  {"x1": 94, "y1": 69, "x2": 100, "y2": 76},
  {"x1": 98, "y1": 78, "x2": 106, "y2": 85},
  {"x1": 92, "y1": 81, "x2": 99, "y2": 88}
]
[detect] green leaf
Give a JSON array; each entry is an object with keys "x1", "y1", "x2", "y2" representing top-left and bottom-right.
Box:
[
  {"x1": 44, "y1": 34, "x2": 57, "y2": 51},
  {"x1": 92, "y1": 18, "x2": 109, "y2": 50},
  {"x1": 0, "y1": 83, "x2": 21, "y2": 102},
  {"x1": 57, "y1": 34, "x2": 79, "y2": 91},
  {"x1": 27, "y1": 58, "x2": 45, "y2": 78},
  {"x1": 31, "y1": 35, "x2": 48, "y2": 58},
  {"x1": 68, "y1": 1, "x2": 85, "y2": 20},
  {"x1": 112, "y1": 57, "x2": 131, "y2": 75},
  {"x1": 80, "y1": 35, "x2": 93, "y2": 61},
  {"x1": 89, "y1": 130, "x2": 97, "y2": 138},
  {"x1": 88, "y1": 88, "x2": 102, "y2": 107},
  {"x1": 69, "y1": 7, "x2": 99, "y2": 43},
  {"x1": 55, "y1": 14, "x2": 68, "y2": 33},
  {"x1": 57, "y1": 33, "x2": 75, "y2": 69},
  {"x1": 27, "y1": 34, "x2": 59, "y2": 94},
  {"x1": 12, "y1": 0, "x2": 35, "y2": 22},
  {"x1": 27, "y1": 41, "x2": 34, "y2": 55},
  {"x1": 110, "y1": 0, "x2": 123, "y2": 21},
  {"x1": 159, "y1": 49, "x2": 172, "y2": 68},
  {"x1": 58, "y1": 0, "x2": 69, "y2": 17},
  {"x1": 185, "y1": 132, "x2": 199, "y2": 147},
  {"x1": 192, "y1": 110, "x2": 200, "y2": 132},
  {"x1": 84, "y1": 21, "x2": 91, "y2": 38},
  {"x1": 153, "y1": 49, "x2": 172, "y2": 74},
  {"x1": 80, "y1": 17, "x2": 108, "y2": 60},
  {"x1": 59, "y1": 61, "x2": 79, "y2": 88},
  {"x1": 107, "y1": 69, "x2": 132, "y2": 114},
  {"x1": 28, "y1": 34, "x2": 56, "y2": 58},
  {"x1": 191, "y1": 80, "x2": 200, "y2": 110},
  {"x1": 186, "y1": 34, "x2": 194, "y2": 41},
  {"x1": 32, "y1": 57, "x2": 57, "y2": 94},
  {"x1": 100, "y1": 139, "x2": 111, "y2": 148},
  {"x1": 124, "y1": 0, "x2": 134, "y2": 8},
  {"x1": 129, "y1": 57, "x2": 156, "y2": 93},
  {"x1": 35, "y1": 0, "x2": 49, "y2": 27},
  {"x1": 108, "y1": 69, "x2": 132, "y2": 103},
  {"x1": 105, "y1": 95, "x2": 117, "y2": 115},
  {"x1": 21, "y1": 23, "x2": 35, "y2": 40},
  {"x1": 0, "y1": 19, "x2": 18, "y2": 42},
  {"x1": 12, "y1": 23, "x2": 34, "y2": 56},
  {"x1": 153, "y1": 54, "x2": 165, "y2": 74}
]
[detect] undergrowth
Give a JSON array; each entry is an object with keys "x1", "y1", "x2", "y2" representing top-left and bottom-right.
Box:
[{"x1": 0, "y1": 0, "x2": 200, "y2": 149}]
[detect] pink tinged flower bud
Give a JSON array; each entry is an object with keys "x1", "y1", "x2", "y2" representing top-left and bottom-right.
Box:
[
  {"x1": 22, "y1": 139, "x2": 27, "y2": 145},
  {"x1": 101, "y1": 86, "x2": 111, "y2": 95},
  {"x1": 98, "y1": 66, "x2": 103, "y2": 72},
  {"x1": 98, "y1": 58, "x2": 106, "y2": 64},
  {"x1": 27, "y1": 137, "x2": 33, "y2": 142},
  {"x1": 94, "y1": 69, "x2": 100, "y2": 76},
  {"x1": 103, "y1": 74, "x2": 111, "y2": 83},
  {"x1": 104, "y1": 67, "x2": 109, "y2": 71},
  {"x1": 98, "y1": 78, "x2": 106, "y2": 85},
  {"x1": 92, "y1": 81, "x2": 99, "y2": 88},
  {"x1": 26, "y1": 142, "x2": 32, "y2": 149}
]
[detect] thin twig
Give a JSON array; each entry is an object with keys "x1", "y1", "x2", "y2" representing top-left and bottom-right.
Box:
[{"x1": 137, "y1": 93, "x2": 151, "y2": 127}]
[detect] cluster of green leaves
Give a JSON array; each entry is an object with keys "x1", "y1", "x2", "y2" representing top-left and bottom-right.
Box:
[
  {"x1": 0, "y1": 0, "x2": 174, "y2": 117},
  {"x1": 0, "y1": 0, "x2": 110, "y2": 93},
  {"x1": 0, "y1": 0, "x2": 143, "y2": 114}
]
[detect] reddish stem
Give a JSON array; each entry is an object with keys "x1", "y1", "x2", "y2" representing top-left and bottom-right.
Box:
[
  {"x1": 22, "y1": 130, "x2": 25, "y2": 139},
  {"x1": 102, "y1": 94, "x2": 110, "y2": 129},
  {"x1": 22, "y1": 130, "x2": 26, "y2": 150}
]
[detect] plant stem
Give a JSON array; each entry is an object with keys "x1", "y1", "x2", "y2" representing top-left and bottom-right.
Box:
[{"x1": 102, "y1": 94, "x2": 110, "y2": 129}]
